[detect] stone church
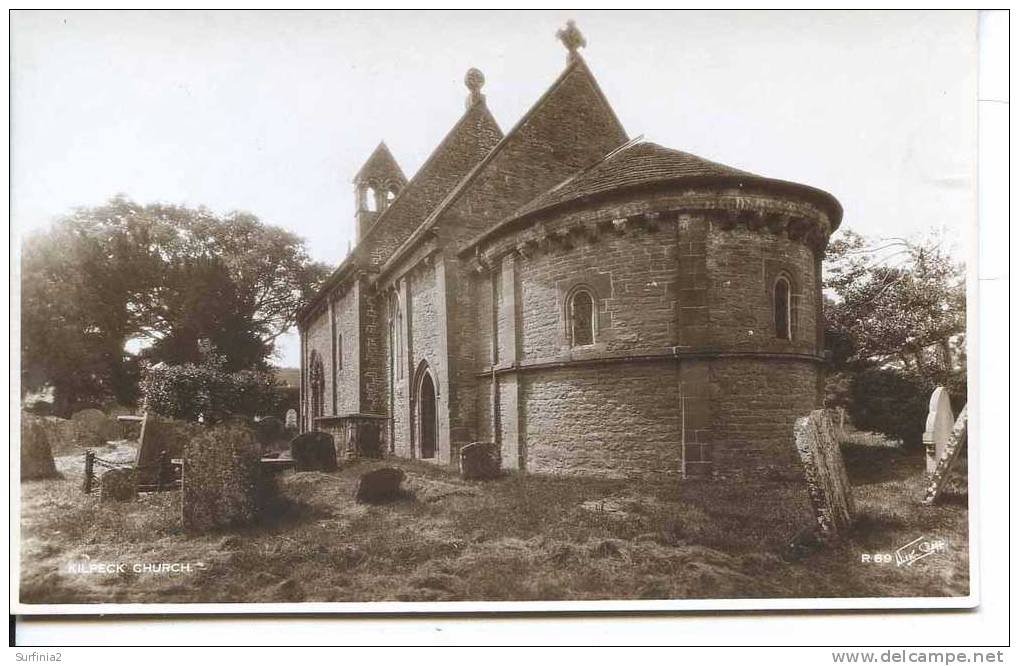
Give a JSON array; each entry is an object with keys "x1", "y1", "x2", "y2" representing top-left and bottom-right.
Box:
[{"x1": 297, "y1": 23, "x2": 842, "y2": 478}]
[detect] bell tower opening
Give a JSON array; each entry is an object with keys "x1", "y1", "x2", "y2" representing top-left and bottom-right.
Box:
[{"x1": 352, "y1": 142, "x2": 407, "y2": 243}]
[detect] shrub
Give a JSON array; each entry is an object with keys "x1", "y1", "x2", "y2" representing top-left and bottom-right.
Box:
[
  {"x1": 140, "y1": 362, "x2": 278, "y2": 423},
  {"x1": 848, "y1": 368, "x2": 933, "y2": 449}
]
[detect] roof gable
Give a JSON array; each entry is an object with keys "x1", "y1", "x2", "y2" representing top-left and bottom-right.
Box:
[
  {"x1": 382, "y1": 57, "x2": 629, "y2": 271},
  {"x1": 353, "y1": 142, "x2": 407, "y2": 186},
  {"x1": 357, "y1": 100, "x2": 503, "y2": 267}
]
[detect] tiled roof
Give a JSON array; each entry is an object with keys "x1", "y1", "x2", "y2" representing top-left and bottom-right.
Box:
[
  {"x1": 353, "y1": 142, "x2": 407, "y2": 185},
  {"x1": 508, "y1": 141, "x2": 757, "y2": 220}
]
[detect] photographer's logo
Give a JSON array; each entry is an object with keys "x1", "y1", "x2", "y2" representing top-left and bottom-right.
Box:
[
  {"x1": 66, "y1": 553, "x2": 207, "y2": 575},
  {"x1": 894, "y1": 535, "x2": 947, "y2": 567}
]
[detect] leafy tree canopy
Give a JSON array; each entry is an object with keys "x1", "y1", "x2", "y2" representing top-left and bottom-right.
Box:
[{"x1": 21, "y1": 196, "x2": 330, "y2": 414}]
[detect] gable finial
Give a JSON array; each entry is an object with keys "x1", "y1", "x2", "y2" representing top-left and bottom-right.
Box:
[
  {"x1": 556, "y1": 20, "x2": 586, "y2": 63},
  {"x1": 464, "y1": 67, "x2": 486, "y2": 109}
]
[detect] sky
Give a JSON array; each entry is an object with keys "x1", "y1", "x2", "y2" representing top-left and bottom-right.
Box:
[{"x1": 10, "y1": 10, "x2": 978, "y2": 368}]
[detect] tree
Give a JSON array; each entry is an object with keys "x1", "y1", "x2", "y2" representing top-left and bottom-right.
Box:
[
  {"x1": 823, "y1": 230, "x2": 967, "y2": 446},
  {"x1": 20, "y1": 196, "x2": 329, "y2": 413}
]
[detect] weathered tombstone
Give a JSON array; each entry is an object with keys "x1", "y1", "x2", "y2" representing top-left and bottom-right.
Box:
[
  {"x1": 136, "y1": 413, "x2": 201, "y2": 489},
  {"x1": 254, "y1": 416, "x2": 285, "y2": 451},
  {"x1": 355, "y1": 467, "x2": 405, "y2": 503},
  {"x1": 181, "y1": 426, "x2": 263, "y2": 532},
  {"x1": 922, "y1": 406, "x2": 968, "y2": 505},
  {"x1": 923, "y1": 387, "x2": 955, "y2": 476},
  {"x1": 71, "y1": 408, "x2": 118, "y2": 448},
  {"x1": 100, "y1": 468, "x2": 138, "y2": 503},
  {"x1": 38, "y1": 416, "x2": 76, "y2": 452},
  {"x1": 459, "y1": 441, "x2": 501, "y2": 480},
  {"x1": 793, "y1": 410, "x2": 856, "y2": 538},
  {"x1": 285, "y1": 409, "x2": 298, "y2": 429},
  {"x1": 20, "y1": 416, "x2": 58, "y2": 480},
  {"x1": 290, "y1": 431, "x2": 337, "y2": 471}
]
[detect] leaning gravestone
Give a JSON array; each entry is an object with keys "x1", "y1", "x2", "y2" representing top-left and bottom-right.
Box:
[
  {"x1": 355, "y1": 467, "x2": 405, "y2": 503},
  {"x1": 922, "y1": 406, "x2": 968, "y2": 506},
  {"x1": 290, "y1": 431, "x2": 337, "y2": 471},
  {"x1": 181, "y1": 426, "x2": 263, "y2": 532},
  {"x1": 20, "y1": 416, "x2": 58, "y2": 480},
  {"x1": 923, "y1": 387, "x2": 955, "y2": 476},
  {"x1": 100, "y1": 468, "x2": 138, "y2": 503},
  {"x1": 71, "y1": 408, "x2": 118, "y2": 448},
  {"x1": 285, "y1": 409, "x2": 298, "y2": 429},
  {"x1": 793, "y1": 410, "x2": 856, "y2": 538},
  {"x1": 459, "y1": 441, "x2": 501, "y2": 480}
]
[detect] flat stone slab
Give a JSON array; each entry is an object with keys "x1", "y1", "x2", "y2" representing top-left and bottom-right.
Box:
[
  {"x1": 355, "y1": 467, "x2": 405, "y2": 503},
  {"x1": 793, "y1": 409, "x2": 856, "y2": 538}
]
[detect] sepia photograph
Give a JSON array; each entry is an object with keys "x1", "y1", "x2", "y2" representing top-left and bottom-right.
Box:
[{"x1": 11, "y1": 9, "x2": 979, "y2": 615}]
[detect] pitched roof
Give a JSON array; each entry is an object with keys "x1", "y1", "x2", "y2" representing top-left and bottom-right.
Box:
[
  {"x1": 378, "y1": 55, "x2": 628, "y2": 276},
  {"x1": 298, "y1": 99, "x2": 502, "y2": 323},
  {"x1": 353, "y1": 142, "x2": 407, "y2": 186},
  {"x1": 462, "y1": 141, "x2": 843, "y2": 251},
  {"x1": 510, "y1": 141, "x2": 755, "y2": 219}
]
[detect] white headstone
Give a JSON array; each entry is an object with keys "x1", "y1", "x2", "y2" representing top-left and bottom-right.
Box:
[
  {"x1": 923, "y1": 387, "x2": 955, "y2": 476},
  {"x1": 285, "y1": 409, "x2": 298, "y2": 429}
]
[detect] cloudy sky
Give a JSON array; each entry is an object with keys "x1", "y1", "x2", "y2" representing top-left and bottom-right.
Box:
[{"x1": 11, "y1": 10, "x2": 978, "y2": 367}]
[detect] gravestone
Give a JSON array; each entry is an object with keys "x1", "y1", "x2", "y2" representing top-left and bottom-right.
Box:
[
  {"x1": 254, "y1": 416, "x2": 285, "y2": 452},
  {"x1": 290, "y1": 431, "x2": 337, "y2": 471},
  {"x1": 923, "y1": 387, "x2": 955, "y2": 476},
  {"x1": 792, "y1": 410, "x2": 856, "y2": 538},
  {"x1": 922, "y1": 406, "x2": 968, "y2": 505},
  {"x1": 20, "y1": 416, "x2": 58, "y2": 480},
  {"x1": 285, "y1": 409, "x2": 298, "y2": 429},
  {"x1": 181, "y1": 426, "x2": 263, "y2": 532},
  {"x1": 71, "y1": 408, "x2": 118, "y2": 448},
  {"x1": 355, "y1": 467, "x2": 405, "y2": 503},
  {"x1": 136, "y1": 413, "x2": 201, "y2": 489},
  {"x1": 100, "y1": 468, "x2": 138, "y2": 503},
  {"x1": 459, "y1": 441, "x2": 501, "y2": 480}
]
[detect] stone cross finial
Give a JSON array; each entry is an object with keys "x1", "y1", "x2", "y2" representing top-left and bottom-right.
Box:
[
  {"x1": 556, "y1": 20, "x2": 586, "y2": 62},
  {"x1": 464, "y1": 67, "x2": 485, "y2": 108}
]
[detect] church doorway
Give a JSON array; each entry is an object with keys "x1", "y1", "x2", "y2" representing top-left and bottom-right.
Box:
[{"x1": 418, "y1": 371, "x2": 437, "y2": 459}]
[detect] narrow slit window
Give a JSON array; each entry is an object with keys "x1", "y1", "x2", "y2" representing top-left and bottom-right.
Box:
[
  {"x1": 774, "y1": 277, "x2": 792, "y2": 340},
  {"x1": 570, "y1": 289, "x2": 595, "y2": 347}
]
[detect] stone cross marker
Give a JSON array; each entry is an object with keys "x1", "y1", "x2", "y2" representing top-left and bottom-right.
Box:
[
  {"x1": 793, "y1": 410, "x2": 856, "y2": 538},
  {"x1": 922, "y1": 405, "x2": 968, "y2": 506},
  {"x1": 285, "y1": 409, "x2": 298, "y2": 429},
  {"x1": 923, "y1": 387, "x2": 955, "y2": 476}
]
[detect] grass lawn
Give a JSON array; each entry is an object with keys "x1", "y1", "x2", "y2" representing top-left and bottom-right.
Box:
[{"x1": 19, "y1": 432, "x2": 969, "y2": 604}]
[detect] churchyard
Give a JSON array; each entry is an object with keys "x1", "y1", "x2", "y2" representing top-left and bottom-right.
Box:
[{"x1": 18, "y1": 405, "x2": 969, "y2": 604}]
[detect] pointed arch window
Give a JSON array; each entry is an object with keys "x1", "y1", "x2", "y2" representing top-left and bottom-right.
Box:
[
  {"x1": 567, "y1": 287, "x2": 596, "y2": 347},
  {"x1": 774, "y1": 276, "x2": 792, "y2": 341}
]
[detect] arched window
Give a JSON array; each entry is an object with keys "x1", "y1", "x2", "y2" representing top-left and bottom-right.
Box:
[
  {"x1": 568, "y1": 287, "x2": 596, "y2": 347},
  {"x1": 309, "y1": 350, "x2": 325, "y2": 420},
  {"x1": 774, "y1": 276, "x2": 792, "y2": 340}
]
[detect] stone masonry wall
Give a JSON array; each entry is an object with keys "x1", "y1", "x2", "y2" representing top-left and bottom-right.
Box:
[
  {"x1": 515, "y1": 225, "x2": 679, "y2": 362},
  {"x1": 522, "y1": 362, "x2": 682, "y2": 478},
  {"x1": 709, "y1": 357, "x2": 823, "y2": 474},
  {"x1": 705, "y1": 225, "x2": 820, "y2": 355}
]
